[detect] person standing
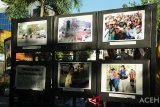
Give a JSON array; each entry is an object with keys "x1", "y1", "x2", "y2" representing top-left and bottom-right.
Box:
[
  {"x1": 119, "y1": 65, "x2": 128, "y2": 92},
  {"x1": 129, "y1": 69, "x2": 136, "y2": 88},
  {"x1": 109, "y1": 68, "x2": 115, "y2": 91},
  {"x1": 65, "y1": 66, "x2": 74, "y2": 87}
]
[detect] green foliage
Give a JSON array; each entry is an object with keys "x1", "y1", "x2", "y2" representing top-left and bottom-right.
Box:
[
  {"x1": 0, "y1": 45, "x2": 4, "y2": 53},
  {"x1": 2, "y1": 0, "x2": 82, "y2": 20},
  {"x1": 2, "y1": 0, "x2": 29, "y2": 20}
]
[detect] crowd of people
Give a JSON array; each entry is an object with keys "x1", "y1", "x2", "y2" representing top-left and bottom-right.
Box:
[
  {"x1": 109, "y1": 65, "x2": 136, "y2": 93},
  {"x1": 103, "y1": 11, "x2": 144, "y2": 41}
]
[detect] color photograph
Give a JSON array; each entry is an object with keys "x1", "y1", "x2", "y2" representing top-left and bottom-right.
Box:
[
  {"x1": 17, "y1": 20, "x2": 47, "y2": 46},
  {"x1": 58, "y1": 15, "x2": 93, "y2": 43},
  {"x1": 101, "y1": 64, "x2": 143, "y2": 95},
  {"x1": 4, "y1": 39, "x2": 11, "y2": 70},
  {"x1": 103, "y1": 10, "x2": 145, "y2": 42},
  {"x1": 58, "y1": 62, "x2": 91, "y2": 90}
]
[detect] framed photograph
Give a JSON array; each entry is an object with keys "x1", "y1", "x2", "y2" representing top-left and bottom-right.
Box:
[
  {"x1": 17, "y1": 20, "x2": 47, "y2": 46},
  {"x1": 98, "y1": 5, "x2": 154, "y2": 49},
  {"x1": 15, "y1": 65, "x2": 46, "y2": 91},
  {"x1": 54, "y1": 12, "x2": 97, "y2": 50},
  {"x1": 4, "y1": 38, "x2": 11, "y2": 70},
  {"x1": 97, "y1": 60, "x2": 150, "y2": 101},
  {"x1": 53, "y1": 61, "x2": 96, "y2": 97},
  {"x1": 101, "y1": 64, "x2": 143, "y2": 94},
  {"x1": 12, "y1": 16, "x2": 52, "y2": 50},
  {"x1": 58, "y1": 62, "x2": 91, "y2": 91}
]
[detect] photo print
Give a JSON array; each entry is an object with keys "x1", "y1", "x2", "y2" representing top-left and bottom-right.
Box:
[
  {"x1": 58, "y1": 15, "x2": 93, "y2": 43},
  {"x1": 103, "y1": 10, "x2": 145, "y2": 42},
  {"x1": 17, "y1": 20, "x2": 47, "y2": 46},
  {"x1": 58, "y1": 62, "x2": 91, "y2": 91},
  {"x1": 101, "y1": 64, "x2": 143, "y2": 95},
  {"x1": 15, "y1": 65, "x2": 46, "y2": 90},
  {"x1": 5, "y1": 39, "x2": 11, "y2": 70}
]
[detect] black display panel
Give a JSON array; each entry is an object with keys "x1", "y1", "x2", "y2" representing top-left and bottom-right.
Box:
[
  {"x1": 53, "y1": 61, "x2": 96, "y2": 97},
  {"x1": 98, "y1": 5, "x2": 154, "y2": 49},
  {"x1": 54, "y1": 12, "x2": 97, "y2": 50},
  {"x1": 97, "y1": 60, "x2": 150, "y2": 102},
  {"x1": 12, "y1": 16, "x2": 52, "y2": 51}
]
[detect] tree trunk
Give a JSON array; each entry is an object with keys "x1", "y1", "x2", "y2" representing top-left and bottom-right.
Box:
[{"x1": 40, "y1": 0, "x2": 45, "y2": 17}]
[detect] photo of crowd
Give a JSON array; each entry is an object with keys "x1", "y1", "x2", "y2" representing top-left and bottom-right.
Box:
[
  {"x1": 58, "y1": 15, "x2": 92, "y2": 43},
  {"x1": 58, "y1": 62, "x2": 91, "y2": 90},
  {"x1": 101, "y1": 64, "x2": 143, "y2": 95},
  {"x1": 103, "y1": 10, "x2": 145, "y2": 42},
  {"x1": 17, "y1": 20, "x2": 47, "y2": 46}
]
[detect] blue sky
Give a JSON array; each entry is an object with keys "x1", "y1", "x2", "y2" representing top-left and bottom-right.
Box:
[{"x1": 72, "y1": 0, "x2": 141, "y2": 13}]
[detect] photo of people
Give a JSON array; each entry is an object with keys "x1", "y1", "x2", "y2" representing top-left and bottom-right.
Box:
[
  {"x1": 101, "y1": 64, "x2": 143, "y2": 95},
  {"x1": 5, "y1": 39, "x2": 11, "y2": 70},
  {"x1": 102, "y1": 10, "x2": 145, "y2": 42},
  {"x1": 58, "y1": 15, "x2": 93, "y2": 43},
  {"x1": 17, "y1": 20, "x2": 47, "y2": 46},
  {"x1": 58, "y1": 62, "x2": 91, "y2": 90}
]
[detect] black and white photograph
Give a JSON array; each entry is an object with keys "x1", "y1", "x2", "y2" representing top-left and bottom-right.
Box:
[
  {"x1": 17, "y1": 20, "x2": 47, "y2": 46},
  {"x1": 15, "y1": 65, "x2": 46, "y2": 90},
  {"x1": 58, "y1": 62, "x2": 91, "y2": 91},
  {"x1": 101, "y1": 64, "x2": 143, "y2": 95},
  {"x1": 103, "y1": 10, "x2": 145, "y2": 42},
  {"x1": 58, "y1": 15, "x2": 93, "y2": 43}
]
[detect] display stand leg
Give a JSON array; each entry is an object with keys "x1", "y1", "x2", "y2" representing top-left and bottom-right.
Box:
[
  {"x1": 121, "y1": 103, "x2": 126, "y2": 107},
  {"x1": 103, "y1": 101, "x2": 106, "y2": 107},
  {"x1": 73, "y1": 97, "x2": 76, "y2": 107}
]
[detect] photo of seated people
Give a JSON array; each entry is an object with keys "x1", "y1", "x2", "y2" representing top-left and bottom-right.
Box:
[
  {"x1": 104, "y1": 64, "x2": 143, "y2": 94},
  {"x1": 103, "y1": 10, "x2": 144, "y2": 42},
  {"x1": 59, "y1": 63, "x2": 90, "y2": 89}
]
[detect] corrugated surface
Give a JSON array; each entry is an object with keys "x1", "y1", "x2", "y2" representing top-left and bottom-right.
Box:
[{"x1": 0, "y1": 13, "x2": 11, "y2": 31}]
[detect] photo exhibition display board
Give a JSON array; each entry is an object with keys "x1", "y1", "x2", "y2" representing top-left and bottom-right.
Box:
[
  {"x1": 10, "y1": 4, "x2": 157, "y2": 104},
  {"x1": 98, "y1": 5, "x2": 154, "y2": 49},
  {"x1": 15, "y1": 65, "x2": 46, "y2": 91},
  {"x1": 97, "y1": 60, "x2": 150, "y2": 102},
  {"x1": 54, "y1": 12, "x2": 97, "y2": 50},
  {"x1": 12, "y1": 16, "x2": 52, "y2": 50},
  {"x1": 53, "y1": 62, "x2": 96, "y2": 97}
]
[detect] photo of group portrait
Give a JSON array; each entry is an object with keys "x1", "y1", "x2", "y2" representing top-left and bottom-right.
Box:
[
  {"x1": 101, "y1": 64, "x2": 143, "y2": 95},
  {"x1": 102, "y1": 10, "x2": 145, "y2": 42}
]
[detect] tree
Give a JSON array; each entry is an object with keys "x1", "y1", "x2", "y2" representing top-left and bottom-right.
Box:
[
  {"x1": 122, "y1": 0, "x2": 160, "y2": 31},
  {"x1": 2, "y1": 0, "x2": 82, "y2": 20}
]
